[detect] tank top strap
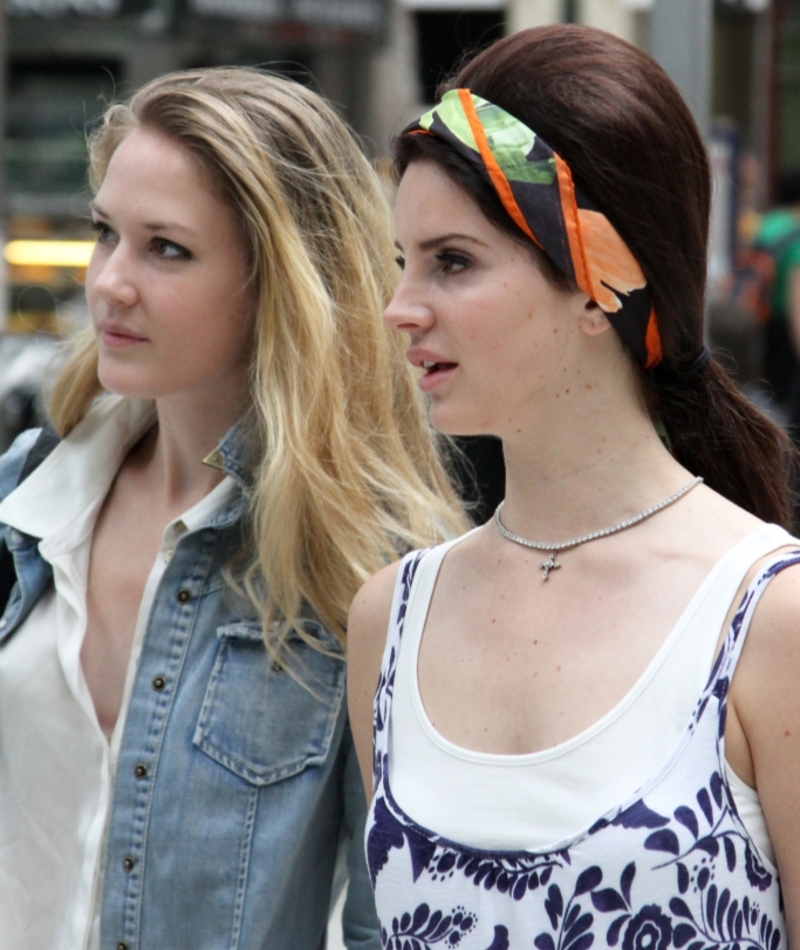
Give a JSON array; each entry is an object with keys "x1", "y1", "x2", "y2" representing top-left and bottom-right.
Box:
[
  {"x1": 373, "y1": 550, "x2": 424, "y2": 763},
  {"x1": 707, "y1": 543, "x2": 800, "y2": 701},
  {"x1": 373, "y1": 533, "x2": 477, "y2": 787}
]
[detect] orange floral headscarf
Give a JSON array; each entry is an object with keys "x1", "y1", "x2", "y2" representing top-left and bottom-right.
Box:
[{"x1": 408, "y1": 89, "x2": 662, "y2": 369}]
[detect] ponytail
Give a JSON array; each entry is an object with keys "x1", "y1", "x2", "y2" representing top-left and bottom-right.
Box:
[{"x1": 650, "y1": 360, "x2": 799, "y2": 529}]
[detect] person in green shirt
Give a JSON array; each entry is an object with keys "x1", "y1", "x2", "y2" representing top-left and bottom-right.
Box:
[{"x1": 755, "y1": 170, "x2": 800, "y2": 410}]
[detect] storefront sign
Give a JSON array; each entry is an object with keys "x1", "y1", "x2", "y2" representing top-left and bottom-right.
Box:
[
  {"x1": 288, "y1": 0, "x2": 384, "y2": 31},
  {"x1": 9, "y1": 0, "x2": 385, "y2": 31},
  {"x1": 187, "y1": 0, "x2": 282, "y2": 21},
  {"x1": 8, "y1": 0, "x2": 157, "y2": 14},
  {"x1": 8, "y1": 0, "x2": 120, "y2": 14},
  {"x1": 188, "y1": 0, "x2": 383, "y2": 32}
]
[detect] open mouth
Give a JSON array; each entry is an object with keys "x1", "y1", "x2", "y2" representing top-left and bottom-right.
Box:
[{"x1": 422, "y1": 360, "x2": 458, "y2": 373}]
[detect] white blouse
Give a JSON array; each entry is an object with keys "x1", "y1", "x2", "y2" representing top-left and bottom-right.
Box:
[{"x1": 0, "y1": 396, "x2": 236, "y2": 950}]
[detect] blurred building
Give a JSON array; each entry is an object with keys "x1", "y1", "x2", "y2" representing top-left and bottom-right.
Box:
[
  {"x1": 4, "y1": 0, "x2": 795, "y2": 480},
  {"x1": 3, "y1": 0, "x2": 387, "y2": 335},
  {"x1": 2, "y1": 1, "x2": 791, "y2": 326}
]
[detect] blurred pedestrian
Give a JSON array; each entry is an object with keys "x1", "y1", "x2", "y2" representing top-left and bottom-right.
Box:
[
  {"x1": 349, "y1": 25, "x2": 800, "y2": 948},
  {"x1": 0, "y1": 67, "x2": 465, "y2": 949},
  {"x1": 752, "y1": 169, "x2": 800, "y2": 410}
]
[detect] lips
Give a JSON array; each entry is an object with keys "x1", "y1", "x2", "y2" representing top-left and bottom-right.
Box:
[
  {"x1": 406, "y1": 349, "x2": 458, "y2": 392},
  {"x1": 421, "y1": 360, "x2": 458, "y2": 373},
  {"x1": 408, "y1": 350, "x2": 457, "y2": 372},
  {"x1": 97, "y1": 322, "x2": 148, "y2": 349}
]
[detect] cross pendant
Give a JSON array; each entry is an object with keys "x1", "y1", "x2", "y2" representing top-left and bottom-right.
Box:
[{"x1": 539, "y1": 552, "x2": 561, "y2": 581}]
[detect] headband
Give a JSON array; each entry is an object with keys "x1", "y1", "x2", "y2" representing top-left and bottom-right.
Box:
[{"x1": 408, "y1": 89, "x2": 662, "y2": 369}]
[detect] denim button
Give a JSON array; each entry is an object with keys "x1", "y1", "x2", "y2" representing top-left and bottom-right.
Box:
[
  {"x1": 134, "y1": 764, "x2": 147, "y2": 779},
  {"x1": 152, "y1": 675, "x2": 166, "y2": 691},
  {"x1": 176, "y1": 588, "x2": 191, "y2": 604},
  {"x1": 117, "y1": 943, "x2": 128, "y2": 950},
  {"x1": 123, "y1": 856, "x2": 135, "y2": 872}
]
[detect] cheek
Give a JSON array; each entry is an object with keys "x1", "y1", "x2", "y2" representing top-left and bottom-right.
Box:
[
  {"x1": 84, "y1": 261, "x2": 101, "y2": 308},
  {"x1": 201, "y1": 284, "x2": 255, "y2": 360}
]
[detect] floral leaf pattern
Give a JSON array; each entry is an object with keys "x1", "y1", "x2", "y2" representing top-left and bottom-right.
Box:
[
  {"x1": 382, "y1": 902, "x2": 479, "y2": 948},
  {"x1": 366, "y1": 548, "x2": 799, "y2": 948}
]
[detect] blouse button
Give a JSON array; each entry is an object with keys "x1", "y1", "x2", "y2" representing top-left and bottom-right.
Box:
[
  {"x1": 152, "y1": 675, "x2": 166, "y2": 691},
  {"x1": 123, "y1": 856, "x2": 135, "y2": 872},
  {"x1": 134, "y1": 764, "x2": 148, "y2": 779},
  {"x1": 176, "y1": 588, "x2": 192, "y2": 604}
]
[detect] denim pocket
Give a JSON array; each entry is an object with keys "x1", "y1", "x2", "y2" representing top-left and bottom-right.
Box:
[{"x1": 193, "y1": 620, "x2": 345, "y2": 785}]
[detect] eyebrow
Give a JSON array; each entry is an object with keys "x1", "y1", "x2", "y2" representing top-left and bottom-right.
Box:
[
  {"x1": 89, "y1": 201, "x2": 196, "y2": 236},
  {"x1": 395, "y1": 232, "x2": 491, "y2": 252}
]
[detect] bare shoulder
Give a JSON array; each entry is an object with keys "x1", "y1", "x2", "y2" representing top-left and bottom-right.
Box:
[
  {"x1": 347, "y1": 559, "x2": 402, "y2": 653},
  {"x1": 730, "y1": 551, "x2": 800, "y2": 710},
  {"x1": 743, "y1": 550, "x2": 800, "y2": 656},
  {"x1": 730, "y1": 554, "x2": 800, "y2": 930}
]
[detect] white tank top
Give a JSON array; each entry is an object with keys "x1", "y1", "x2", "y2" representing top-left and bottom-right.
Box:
[{"x1": 389, "y1": 523, "x2": 792, "y2": 860}]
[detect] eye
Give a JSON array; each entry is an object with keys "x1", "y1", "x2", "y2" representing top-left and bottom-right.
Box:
[
  {"x1": 395, "y1": 254, "x2": 406, "y2": 271},
  {"x1": 436, "y1": 251, "x2": 470, "y2": 274},
  {"x1": 151, "y1": 237, "x2": 191, "y2": 261},
  {"x1": 91, "y1": 220, "x2": 116, "y2": 244}
]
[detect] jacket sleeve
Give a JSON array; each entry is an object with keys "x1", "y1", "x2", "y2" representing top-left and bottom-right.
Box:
[{"x1": 340, "y1": 718, "x2": 382, "y2": 950}]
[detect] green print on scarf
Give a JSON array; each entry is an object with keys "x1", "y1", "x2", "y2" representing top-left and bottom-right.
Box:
[
  {"x1": 420, "y1": 91, "x2": 555, "y2": 186},
  {"x1": 474, "y1": 99, "x2": 555, "y2": 185}
]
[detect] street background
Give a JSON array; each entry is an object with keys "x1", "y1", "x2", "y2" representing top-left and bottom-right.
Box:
[{"x1": 0, "y1": 1, "x2": 796, "y2": 946}]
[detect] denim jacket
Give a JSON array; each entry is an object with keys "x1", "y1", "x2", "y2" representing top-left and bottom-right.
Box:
[{"x1": 0, "y1": 420, "x2": 380, "y2": 950}]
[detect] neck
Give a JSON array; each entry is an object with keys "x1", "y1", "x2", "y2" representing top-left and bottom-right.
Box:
[
  {"x1": 497, "y1": 363, "x2": 691, "y2": 541},
  {"x1": 136, "y1": 389, "x2": 249, "y2": 506}
]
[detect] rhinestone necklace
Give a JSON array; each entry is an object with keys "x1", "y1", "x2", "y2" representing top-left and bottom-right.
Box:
[{"x1": 493, "y1": 476, "x2": 703, "y2": 581}]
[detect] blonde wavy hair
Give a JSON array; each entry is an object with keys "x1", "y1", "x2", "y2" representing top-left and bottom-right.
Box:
[{"x1": 51, "y1": 67, "x2": 467, "y2": 652}]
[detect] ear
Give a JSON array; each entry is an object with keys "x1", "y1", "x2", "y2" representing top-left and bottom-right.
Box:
[{"x1": 577, "y1": 298, "x2": 612, "y2": 336}]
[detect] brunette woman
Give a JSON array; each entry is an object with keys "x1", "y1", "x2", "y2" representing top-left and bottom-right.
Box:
[{"x1": 349, "y1": 25, "x2": 800, "y2": 949}]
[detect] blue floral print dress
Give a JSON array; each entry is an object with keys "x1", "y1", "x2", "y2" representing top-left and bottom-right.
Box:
[{"x1": 365, "y1": 547, "x2": 795, "y2": 950}]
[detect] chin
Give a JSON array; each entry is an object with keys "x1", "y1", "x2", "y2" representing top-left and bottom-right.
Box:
[
  {"x1": 429, "y1": 412, "x2": 494, "y2": 439},
  {"x1": 97, "y1": 369, "x2": 157, "y2": 401}
]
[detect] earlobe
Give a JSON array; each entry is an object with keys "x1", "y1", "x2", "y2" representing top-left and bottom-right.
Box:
[{"x1": 578, "y1": 299, "x2": 612, "y2": 337}]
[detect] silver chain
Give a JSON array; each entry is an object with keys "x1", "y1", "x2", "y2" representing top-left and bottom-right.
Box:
[{"x1": 493, "y1": 476, "x2": 703, "y2": 581}]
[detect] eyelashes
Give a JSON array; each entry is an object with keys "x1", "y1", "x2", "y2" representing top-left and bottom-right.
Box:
[
  {"x1": 89, "y1": 220, "x2": 191, "y2": 261},
  {"x1": 150, "y1": 237, "x2": 191, "y2": 261},
  {"x1": 393, "y1": 251, "x2": 471, "y2": 275},
  {"x1": 91, "y1": 220, "x2": 114, "y2": 243},
  {"x1": 435, "y1": 251, "x2": 470, "y2": 274}
]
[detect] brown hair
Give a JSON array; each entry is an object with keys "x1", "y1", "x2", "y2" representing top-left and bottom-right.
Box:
[{"x1": 395, "y1": 25, "x2": 799, "y2": 528}]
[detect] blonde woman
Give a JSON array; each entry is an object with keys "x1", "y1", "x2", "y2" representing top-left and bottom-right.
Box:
[{"x1": 0, "y1": 68, "x2": 465, "y2": 949}]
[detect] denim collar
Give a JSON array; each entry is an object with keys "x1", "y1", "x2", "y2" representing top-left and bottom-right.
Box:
[
  {"x1": 0, "y1": 396, "x2": 256, "y2": 540},
  {"x1": 202, "y1": 410, "x2": 258, "y2": 492}
]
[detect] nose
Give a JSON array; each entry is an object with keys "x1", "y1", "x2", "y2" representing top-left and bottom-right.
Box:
[
  {"x1": 383, "y1": 273, "x2": 434, "y2": 335},
  {"x1": 87, "y1": 243, "x2": 139, "y2": 309}
]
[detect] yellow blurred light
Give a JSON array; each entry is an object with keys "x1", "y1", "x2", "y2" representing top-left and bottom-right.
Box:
[{"x1": 5, "y1": 240, "x2": 95, "y2": 268}]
